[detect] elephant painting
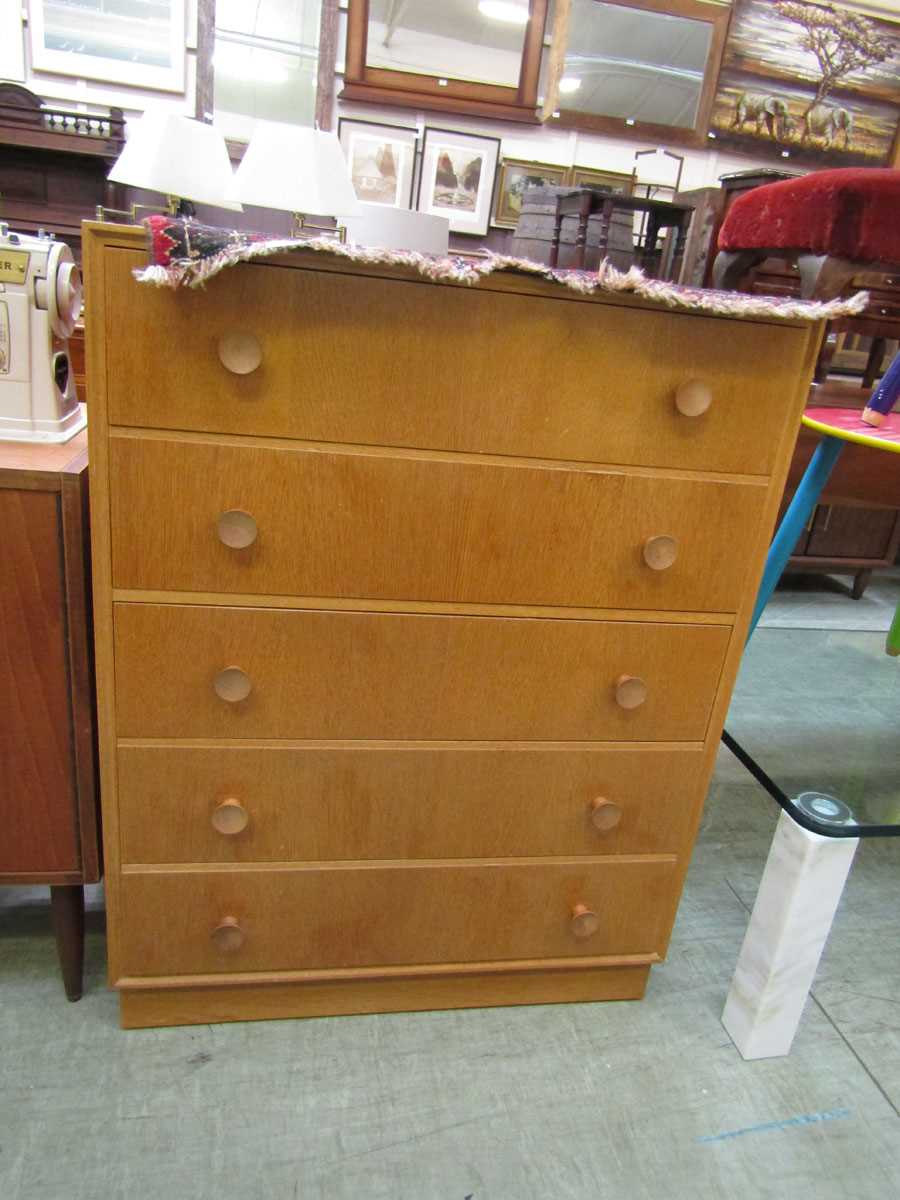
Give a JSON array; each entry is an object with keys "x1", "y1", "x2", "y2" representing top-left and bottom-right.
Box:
[
  {"x1": 732, "y1": 92, "x2": 792, "y2": 140},
  {"x1": 801, "y1": 104, "x2": 854, "y2": 150}
]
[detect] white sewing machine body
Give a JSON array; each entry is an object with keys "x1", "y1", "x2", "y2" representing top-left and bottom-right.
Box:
[{"x1": 0, "y1": 224, "x2": 85, "y2": 443}]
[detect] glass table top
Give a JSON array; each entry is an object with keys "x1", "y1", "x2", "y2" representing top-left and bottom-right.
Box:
[{"x1": 721, "y1": 625, "x2": 900, "y2": 838}]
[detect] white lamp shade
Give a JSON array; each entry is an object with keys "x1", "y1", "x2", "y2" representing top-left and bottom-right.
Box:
[
  {"x1": 108, "y1": 111, "x2": 242, "y2": 212},
  {"x1": 227, "y1": 123, "x2": 363, "y2": 218}
]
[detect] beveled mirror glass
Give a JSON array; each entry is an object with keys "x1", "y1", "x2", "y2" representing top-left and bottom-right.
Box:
[
  {"x1": 366, "y1": 0, "x2": 530, "y2": 88},
  {"x1": 553, "y1": 0, "x2": 714, "y2": 128}
]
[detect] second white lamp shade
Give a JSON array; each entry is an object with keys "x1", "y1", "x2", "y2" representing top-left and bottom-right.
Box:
[
  {"x1": 108, "y1": 110, "x2": 242, "y2": 211},
  {"x1": 227, "y1": 123, "x2": 362, "y2": 218}
]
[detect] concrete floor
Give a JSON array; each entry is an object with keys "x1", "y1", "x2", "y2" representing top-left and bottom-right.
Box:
[{"x1": 2, "y1": 576, "x2": 900, "y2": 1199}]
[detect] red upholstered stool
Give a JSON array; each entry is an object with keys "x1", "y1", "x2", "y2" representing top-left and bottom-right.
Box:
[
  {"x1": 713, "y1": 168, "x2": 900, "y2": 382},
  {"x1": 714, "y1": 168, "x2": 900, "y2": 294}
]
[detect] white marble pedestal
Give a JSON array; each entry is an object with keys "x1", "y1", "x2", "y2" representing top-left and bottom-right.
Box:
[{"x1": 722, "y1": 810, "x2": 859, "y2": 1060}]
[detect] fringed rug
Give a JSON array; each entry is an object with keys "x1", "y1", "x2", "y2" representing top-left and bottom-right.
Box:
[{"x1": 134, "y1": 215, "x2": 868, "y2": 323}]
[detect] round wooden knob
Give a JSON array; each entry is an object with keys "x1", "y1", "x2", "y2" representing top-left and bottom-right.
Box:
[
  {"x1": 217, "y1": 509, "x2": 258, "y2": 549},
  {"x1": 615, "y1": 674, "x2": 647, "y2": 710},
  {"x1": 211, "y1": 798, "x2": 249, "y2": 835},
  {"x1": 214, "y1": 666, "x2": 252, "y2": 703},
  {"x1": 571, "y1": 903, "x2": 600, "y2": 939},
  {"x1": 642, "y1": 535, "x2": 678, "y2": 571},
  {"x1": 218, "y1": 332, "x2": 262, "y2": 375},
  {"x1": 211, "y1": 916, "x2": 244, "y2": 952},
  {"x1": 590, "y1": 797, "x2": 623, "y2": 832},
  {"x1": 674, "y1": 379, "x2": 712, "y2": 417}
]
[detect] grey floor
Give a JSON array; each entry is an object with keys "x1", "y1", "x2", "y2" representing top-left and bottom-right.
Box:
[{"x1": 2, "y1": 572, "x2": 900, "y2": 1199}]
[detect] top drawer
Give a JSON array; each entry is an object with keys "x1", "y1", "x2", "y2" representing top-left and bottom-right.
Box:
[{"x1": 103, "y1": 250, "x2": 808, "y2": 476}]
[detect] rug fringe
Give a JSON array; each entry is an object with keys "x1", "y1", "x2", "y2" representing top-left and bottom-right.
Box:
[{"x1": 132, "y1": 222, "x2": 869, "y2": 322}]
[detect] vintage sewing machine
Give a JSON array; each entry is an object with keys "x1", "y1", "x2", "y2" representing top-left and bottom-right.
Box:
[{"x1": 0, "y1": 224, "x2": 84, "y2": 442}]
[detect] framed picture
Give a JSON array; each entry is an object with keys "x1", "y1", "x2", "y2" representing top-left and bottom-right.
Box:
[
  {"x1": 568, "y1": 167, "x2": 634, "y2": 196},
  {"x1": 337, "y1": 119, "x2": 418, "y2": 210},
  {"x1": 416, "y1": 128, "x2": 501, "y2": 237},
  {"x1": 29, "y1": 0, "x2": 186, "y2": 93},
  {"x1": 492, "y1": 159, "x2": 569, "y2": 228},
  {"x1": 710, "y1": 0, "x2": 900, "y2": 166}
]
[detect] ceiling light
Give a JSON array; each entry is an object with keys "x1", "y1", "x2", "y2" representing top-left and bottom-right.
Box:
[
  {"x1": 707, "y1": 131, "x2": 716, "y2": 139},
  {"x1": 478, "y1": 1, "x2": 530, "y2": 25},
  {"x1": 559, "y1": 76, "x2": 581, "y2": 94}
]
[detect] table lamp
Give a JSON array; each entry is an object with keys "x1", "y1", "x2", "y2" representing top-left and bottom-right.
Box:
[
  {"x1": 226, "y1": 123, "x2": 362, "y2": 242},
  {"x1": 101, "y1": 110, "x2": 242, "y2": 221}
]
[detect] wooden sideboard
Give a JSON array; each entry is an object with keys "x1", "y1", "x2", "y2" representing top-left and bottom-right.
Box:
[
  {"x1": 0, "y1": 431, "x2": 100, "y2": 1000},
  {"x1": 84, "y1": 222, "x2": 821, "y2": 1030},
  {"x1": 0, "y1": 83, "x2": 124, "y2": 263},
  {"x1": 781, "y1": 384, "x2": 900, "y2": 597}
]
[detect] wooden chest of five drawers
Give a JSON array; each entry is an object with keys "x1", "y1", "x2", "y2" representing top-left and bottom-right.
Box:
[{"x1": 84, "y1": 223, "x2": 820, "y2": 1028}]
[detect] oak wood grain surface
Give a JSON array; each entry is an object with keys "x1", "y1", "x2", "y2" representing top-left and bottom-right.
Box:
[
  {"x1": 119, "y1": 857, "x2": 675, "y2": 976},
  {"x1": 81, "y1": 223, "x2": 821, "y2": 1026},
  {"x1": 103, "y1": 248, "x2": 807, "y2": 476},
  {"x1": 112, "y1": 588, "x2": 736, "y2": 625},
  {"x1": 108, "y1": 433, "x2": 765, "y2": 613},
  {"x1": 116, "y1": 743, "x2": 705, "y2": 864},
  {"x1": 118, "y1": 963, "x2": 650, "y2": 1027},
  {"x1": 113, "y1": 603, "x2": 731, "y2": 742}
]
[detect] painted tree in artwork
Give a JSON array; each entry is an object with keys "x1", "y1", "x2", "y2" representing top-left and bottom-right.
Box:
[
  {"x1": 375, "y1": 143, "x2": 397, "y2": 182},
  {"x1": 774, "y1": 1, "x2": 888, "y2": 110}
]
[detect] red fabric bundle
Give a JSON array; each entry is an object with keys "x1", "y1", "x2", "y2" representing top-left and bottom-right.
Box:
[{"x1": 718, "y1": 168, "x2": 900, "y2": 262}]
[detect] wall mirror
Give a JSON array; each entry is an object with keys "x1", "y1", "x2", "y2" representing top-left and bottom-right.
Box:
[
  {"x1": 343, "y1": 0, "x2": 550, "y2": 123},
  {"x1": 366, "y1": 1, "x2": 528, "y2": 88},
  {"x1": 546, "y1": 0, "x2": 730, "y2": 145}
]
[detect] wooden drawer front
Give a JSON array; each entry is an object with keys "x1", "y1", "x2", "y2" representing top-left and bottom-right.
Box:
[
  {"x1": 119, "y1": 858, "x2": 675, "y2": 976},
  {"x1": 104, "y1": 249, "x2": 806, "y2": 475},
  {"x1": 109, "y1": 435, "x2": 765, "y2": 613},
  {"x1": 805, "y1": 505, "x2": 899, "y2": 561},
  {"x1": 114, "y1": 604, "x2": 730, "y2": 741},
  {"x1": 117, "y1": 745, "x2": 705, "y2": 864}
]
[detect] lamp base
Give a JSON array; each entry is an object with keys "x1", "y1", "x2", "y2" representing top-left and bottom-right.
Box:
[
  {"x1": 95, "y1": 196, "x2": 190, "y2": 224},
  {"x1": 291, "y1": 213, "x2": 347, "y2": 244}
]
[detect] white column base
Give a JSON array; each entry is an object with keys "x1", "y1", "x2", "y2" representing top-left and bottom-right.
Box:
[{"x1": 722, "y1": 809, "x2": 859, "y2": 1060}]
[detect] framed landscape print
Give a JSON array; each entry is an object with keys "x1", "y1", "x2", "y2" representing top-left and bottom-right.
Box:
[
  {"x1": 492, "y1": 159, "x2": 568, "y2": 228},
  {"x1": 337, "y1": 119, "x2": 418, "y2": 210},
  {"x1": 29, "y1": 0, "x2": 186, "y2": 92},
  {"x1": 416, "y1": 128, "x2": 501, "y2": 237},
  {"x1": 569, "y1": 167, "x2": 634, "y2": 196},
  {"x1": 710, "y1": 0, "x2": 900, "y2": 166}
]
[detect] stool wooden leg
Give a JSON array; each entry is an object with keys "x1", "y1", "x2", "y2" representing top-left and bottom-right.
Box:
[
  {"x1": 852, "y1": 568, "x2": 873, "y2": 601},
  {"x1": 862, "y1": 338, "x2": 887, "y2": 390},
  {"x1": 592, "y1": 197, "x2": 612, "y2": 268},
  {"x1": 814, "y1": 326, "x2": 839, "y2": 383},
  {"x1": 549, "y1": 211, "x2": 562, "y2": 268},
  {"x1": 573, "y1": 192, "x2": 593, "y2": 270},
  {"x1": 712, "y1": 249, "x2": 765, "y2": 291},
  {"x1": 50, "y1": 885, "x2": 85, "y2": 1002},
  {"x1": 797, "y1": 253, "x2": 857, "y2": 300}
]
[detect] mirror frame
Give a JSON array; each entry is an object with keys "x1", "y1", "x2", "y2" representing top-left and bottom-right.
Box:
[
  {"x1": 550, "y1": 0, "x2": 732, "y2": 147},
  {"x1": 342, "y1": 0, "x2": 550, "y2": 124}
]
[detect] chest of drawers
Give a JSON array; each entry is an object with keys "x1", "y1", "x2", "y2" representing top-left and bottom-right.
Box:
[{"x1": 84, "y1": 223, "x2": 820, "y2": 1029}]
